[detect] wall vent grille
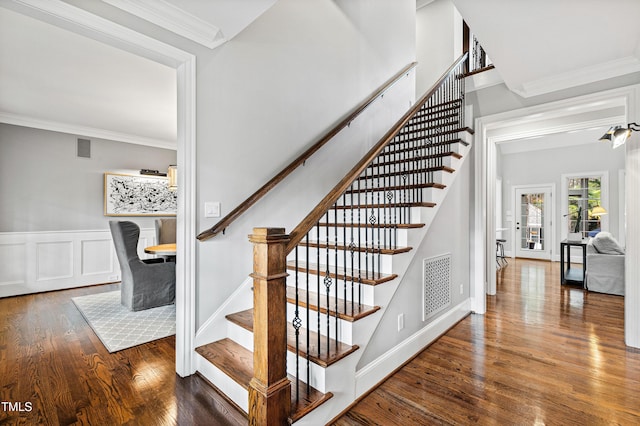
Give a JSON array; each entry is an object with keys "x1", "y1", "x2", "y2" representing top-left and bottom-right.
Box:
[
  {"x1": 423, "y1": 253, "x2": 451, "y2": 321},
  {"x1": 77, "y1": 138, "x2": 91, "y2": 158}
]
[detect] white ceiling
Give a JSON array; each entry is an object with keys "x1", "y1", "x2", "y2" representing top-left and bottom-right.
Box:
[
  {"x1": 0, "y1": 0, "x2": 277, "y2": 150},
  {"x1": 0, "y1": 6, "x2": 177, "y2": 149},
  {"x1": 1, "y1": 0, "x2": 639, "y2": 150},
  {"x1": 452, "y1": 0, "x2": 640, "y2": 98}
]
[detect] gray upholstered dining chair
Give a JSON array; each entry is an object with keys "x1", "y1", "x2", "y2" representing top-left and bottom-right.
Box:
[
  {"x1": 154, "y1": 218, "x2": 177, "y2": 262},
  {"x1": 155, "y1": 218, "x2": 177, "y2": 245},
  {"x1": 109, "y1": 221, "x2": 176, "y2": 311}
]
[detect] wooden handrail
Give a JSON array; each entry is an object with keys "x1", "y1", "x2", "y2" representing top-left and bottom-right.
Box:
[
  {"x1": 196, "y1": 62, "x2": 418, "y2": 242},
  {"x1": 285, "y1": 53, "x2": 468, "y2": 253}
]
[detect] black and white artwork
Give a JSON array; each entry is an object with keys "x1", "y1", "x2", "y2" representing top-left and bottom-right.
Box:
[{"x1": 104, "y1": 173, "x2": 177, "y2": 216}]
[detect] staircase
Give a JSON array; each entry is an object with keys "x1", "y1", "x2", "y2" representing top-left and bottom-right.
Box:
[{"x1": 195, "y1": 55, "x2": 472, "y2": 424}]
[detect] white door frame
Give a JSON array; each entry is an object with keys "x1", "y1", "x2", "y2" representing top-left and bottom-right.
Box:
[
  {"x1": 472, "y1": 86, "x2": 633, "y2": 312},
  {"x1": 513, "y1": 184, "x2": 555, "y2": 261},
  {"x1": 11, "y1": 0, "x2": 198, "y2": 375}
]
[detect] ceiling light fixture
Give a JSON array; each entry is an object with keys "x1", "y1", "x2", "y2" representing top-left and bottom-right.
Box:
[{"x1": 599, "y1": 122, "x2": 639, "y2": 149}]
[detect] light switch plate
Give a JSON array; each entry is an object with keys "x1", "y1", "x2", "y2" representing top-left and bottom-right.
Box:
[{"x1": 204, "y1": 201, "x2": 221, "y2": 218}]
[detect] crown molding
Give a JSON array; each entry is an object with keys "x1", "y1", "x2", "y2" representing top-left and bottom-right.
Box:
[
  {"x1": 0, "y1": 112, "x2": 177, "y2": 150},
  {"x1": 510, "y1": 56, "x2": 640, "y2": 98},
  {"x1": 102, "y1": 0, "x2": 226, "y2": 49}
]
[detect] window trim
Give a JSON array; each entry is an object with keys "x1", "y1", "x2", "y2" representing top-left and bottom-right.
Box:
[{"x1": 560, "y1": 171, "x2": 609, "y2": 241}]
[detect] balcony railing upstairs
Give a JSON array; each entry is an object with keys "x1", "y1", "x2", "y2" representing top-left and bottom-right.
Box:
[
  {"x1": 248, "y1": 53, "x2": 469, "y2": 424},
  {"x1": 463, "y1": 21, "x2": 494, "y2": 76}
]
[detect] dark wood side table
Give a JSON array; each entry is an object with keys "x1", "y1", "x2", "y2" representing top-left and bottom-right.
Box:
[{"x1": 560, "y1": 239, "x2": 588, "y2": 287}]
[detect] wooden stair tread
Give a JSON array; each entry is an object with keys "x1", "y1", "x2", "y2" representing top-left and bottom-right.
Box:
[
  {"x1": 398, "y1": 119, "x2": 460, "y2": 135},
  {"x1": 317, "y1": 222, "x2": 425, "y2": 229},
  {"x1": 459, "y1": 64, "x2": 496, "y2": 78},
  {"x1": 195, "y1": 338, "x2": 333, "y2": 422},
  {"x1": 196, "y1": 338, "x2": 253, "y2": 389},
  {"x1": 333, "y1": 202, "x2": 436, "y2": 209},
  {"x1": 411, "y1": 110, "x2": 458, "y2": 122},
  {"x1": 287, "y1": 260, "x2": 397, "y2": 287},
  {"x1": 386, "y1": 136, "x2": 469, "y2": 150},
  {"x1": 300, "y1": 240, "x2": 413, "y2": 255},
  {"x1": 345, "y1": 182, "x2": 445, "y2": 193},
  {"x1": 418, "y1": 98, "x2": 462, "y2": 112},
  {"x1": 286, "y1": 286, "x2": 380, "y2": 321},
  {"x1": 372, "y1": 151, "x2": 462, "y2": 168},
  {"x1": 357, "y1": 165, "x2": 454, "y2": 180},
  {"x1": 226, "y1": 309, "x2": 359, "y2": 368}
]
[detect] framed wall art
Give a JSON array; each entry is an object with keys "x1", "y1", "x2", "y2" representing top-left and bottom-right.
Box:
[{"x1": 104, "y1": 173, "x2": 177, "y2": 216}]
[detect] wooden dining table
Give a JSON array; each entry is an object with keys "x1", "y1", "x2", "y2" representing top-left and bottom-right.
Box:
[{"x1": 144, "y1": 243, "x2": 176, "y2": 257}]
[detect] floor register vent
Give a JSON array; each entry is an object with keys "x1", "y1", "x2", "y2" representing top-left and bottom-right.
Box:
[{"x1": 423, "y1": 253, "x2": 452, "y2": 321}]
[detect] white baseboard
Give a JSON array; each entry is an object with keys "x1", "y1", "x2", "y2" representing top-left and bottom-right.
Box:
[
  {"x1": 0, "y1": 228, "x2": 157, "y2": 297},
  {"x1": 354, "y1": 299, "x2": 471, "y2": 397}
]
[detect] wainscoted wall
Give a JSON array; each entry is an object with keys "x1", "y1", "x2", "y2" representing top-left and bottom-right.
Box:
[{"x1": 0, "y1": 227, "x2": 157, "y2": 298}]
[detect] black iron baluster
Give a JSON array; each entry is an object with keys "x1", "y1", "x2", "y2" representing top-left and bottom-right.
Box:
[
  {"x1": 305, "y1": 235, "x2": 310, "y2": 394},
  {"x1": 324, "y1": 212, "x2": 331, "y2": 355},
  {"x1": 293, "y1": 246, "x2": 301, "y2": 403}
]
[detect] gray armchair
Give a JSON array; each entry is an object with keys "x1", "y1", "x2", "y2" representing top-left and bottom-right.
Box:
[
  {"x1": 586, "y1": 232, "x2": 625, "y2": 296},
  {"x1": 109, "y1": 221, "x2": 176, "y2": 311}
]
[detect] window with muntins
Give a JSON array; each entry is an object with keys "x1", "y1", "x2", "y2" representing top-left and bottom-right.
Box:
[{"x1": 567, "y1": 176, "x2": 602, "y2": 238}]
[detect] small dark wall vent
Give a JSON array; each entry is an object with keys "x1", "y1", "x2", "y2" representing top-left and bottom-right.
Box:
[{"x1": 77, "y1": 138, "x2": 91, "y2": 158}]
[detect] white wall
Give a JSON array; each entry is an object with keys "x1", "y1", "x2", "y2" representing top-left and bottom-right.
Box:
[
  {"x1": 416, "y1": 0, "x2": 463, "y2": 95},
  {"x1": 498, "y1": 140, "x2": 625, "y2": 258},
  {"x1": 194, "y1": 0, "x2": 417, "y2": 328}
]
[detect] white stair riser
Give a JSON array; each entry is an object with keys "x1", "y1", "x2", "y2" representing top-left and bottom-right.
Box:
[
  {"x1": 367, "y1": 154, "x2": 454, "y2": 172},
  {"x1": 356, "y1": 170, "x2": 447, "y2": 187},
  {"x1": 321, "y1": 206, "x2": 424, "y2": 225},
  {"x1": 287, "y1": 248, "x2": 395, "y2": 274},
  {"x1": 286, "y1": 301, "x2": 355, "y2": 345},
  {"x1": 340, "y1": 188, "x2": 439, "y2": 206},
  {"x1": 286, "y1": 351, "x2": 327, "y2": 393},
  {"x1": 227, "y1": 321, "x2": 253, "y2": 352},
  {"x1": 196, "y1": 353, "x2": 249, "y2": 413},
  {"x1": 380, "y1": 140, "x2": 464, "y2": 157},
  {"x1": 307, "y1": 226, "x2": 410, "y2": 247},
  {"x1": 286, "y1": 274, "x2": 375, "y2": 306}
]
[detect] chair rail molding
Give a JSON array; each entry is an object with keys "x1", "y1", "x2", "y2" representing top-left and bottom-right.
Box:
[
  {"x1": 7, "y1": 0, "x2": 198, "y2": 374},
  {"x1": 0, "y1": 228, "x2": 157, "y2": 297}
]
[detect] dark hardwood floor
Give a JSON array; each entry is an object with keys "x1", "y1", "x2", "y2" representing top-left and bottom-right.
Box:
[
  {"x1": 332, "y1": 259, "x2": 640, "y2": 425},
  {"x1": 0, "y1": 283, "x2": 246, "y2": 426},
  {"x1": 2, "y1": 259, "x2": 638, "y2": 425}
]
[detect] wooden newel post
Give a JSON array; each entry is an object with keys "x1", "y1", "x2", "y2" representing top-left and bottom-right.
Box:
[{"x1": 248, "y1": 228, "x2": 291, "y2": 425}]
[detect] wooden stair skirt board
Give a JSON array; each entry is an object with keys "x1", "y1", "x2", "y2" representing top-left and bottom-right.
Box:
[{"x1": 196, "y1": 338, "x2": 333, "y2": 423}]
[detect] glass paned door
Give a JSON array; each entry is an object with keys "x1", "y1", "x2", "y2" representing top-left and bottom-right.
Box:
[{"x1": 515, "y1": 186, "x2": 552, "y2": 260}]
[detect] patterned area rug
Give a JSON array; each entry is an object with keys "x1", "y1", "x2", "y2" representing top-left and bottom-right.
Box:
[{"x1": 72, "y1": 290, "x2": 175, "y2": 352}]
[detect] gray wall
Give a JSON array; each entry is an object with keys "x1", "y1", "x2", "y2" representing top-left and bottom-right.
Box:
[
  {"x1": 0, "y1": 123, "x2": 177, "y2": 232},
  {"x1": 358, "y1": 151, "x2": 471, "y2": 367},
  {"x1": 416, "y1": 0, "x2": 462, "y2": 95},
  {"x1": 498, "y1": 140, "x2": 625, "y2": 257}
]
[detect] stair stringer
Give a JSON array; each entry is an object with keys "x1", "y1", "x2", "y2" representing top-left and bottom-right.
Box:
[{"x1": 290, "y1": 140, "x2": 472, "y2": 425}]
